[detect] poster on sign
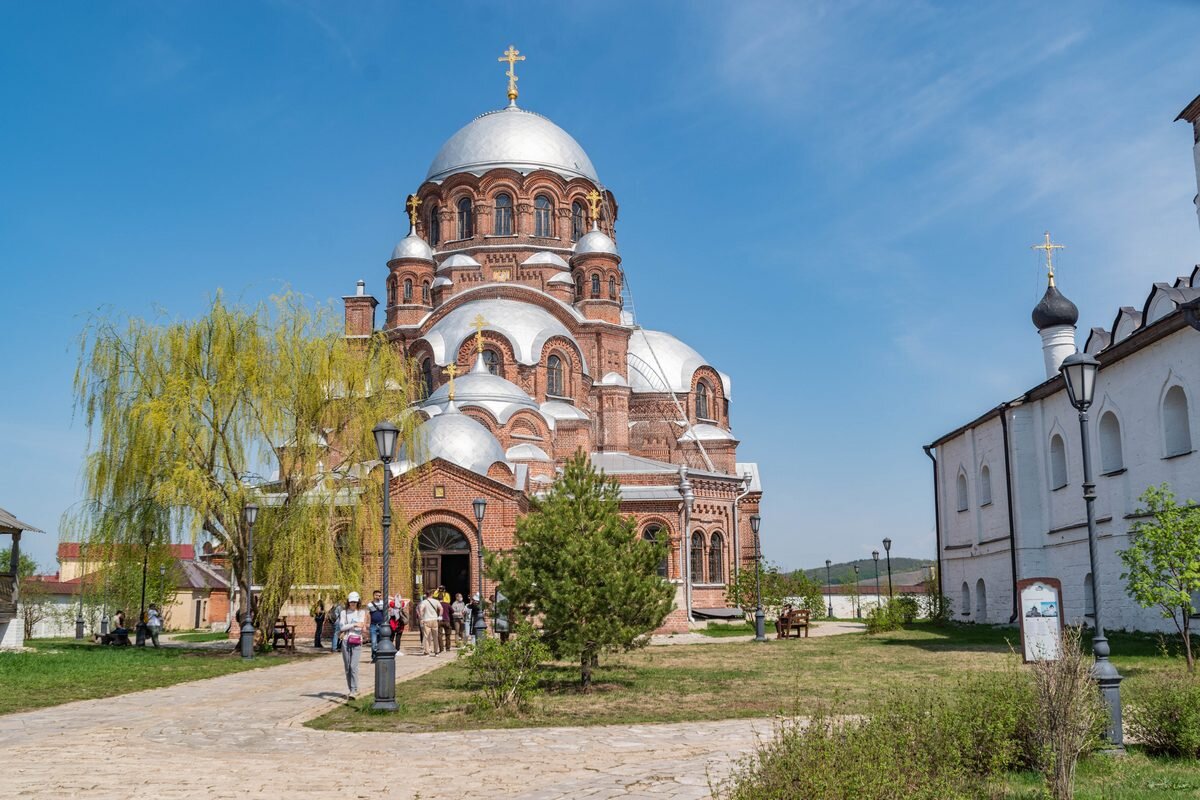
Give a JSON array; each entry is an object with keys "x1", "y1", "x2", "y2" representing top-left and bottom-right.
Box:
[{"x1": 1017, "y1": 577, "x2": 1064, "y2": 662}]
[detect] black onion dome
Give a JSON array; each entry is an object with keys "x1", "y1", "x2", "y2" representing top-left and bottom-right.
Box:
[{"x1": 1032, "y1": 284, "x2": 1079, "y2": 330}]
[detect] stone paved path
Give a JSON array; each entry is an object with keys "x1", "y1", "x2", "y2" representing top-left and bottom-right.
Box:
[{"x1": 0, "y1": 644, "x2": 776, "y2": 799}]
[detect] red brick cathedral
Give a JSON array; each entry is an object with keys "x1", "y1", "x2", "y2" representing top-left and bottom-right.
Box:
[{"x1": 344, "y1": 52, "x2": 762, "y2": 630}]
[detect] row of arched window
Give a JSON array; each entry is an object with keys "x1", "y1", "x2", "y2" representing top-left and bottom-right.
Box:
[
  {"x1": 641, "y1": 526, "x2": 727, "y2": 584},
  {"x1": 388, "y1": 276, "x2": 430, "y2": 307},
  {"x1": 417, "y1": 351, "x2": 571, "y2": 399},
  {"x1": 575, "y1": 272, "x2": 620, "y2": 302},
  {"x1": 426, "y1": 196, "x2": 590, "y2": 246},
  {"x1": 954, "y1": 384, "x2": 1194, "y2": 509}
]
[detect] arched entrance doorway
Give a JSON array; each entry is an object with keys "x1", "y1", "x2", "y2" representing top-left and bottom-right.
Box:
[{"x1": 416, "y1": 524, "x2": 471, "y2": 600}]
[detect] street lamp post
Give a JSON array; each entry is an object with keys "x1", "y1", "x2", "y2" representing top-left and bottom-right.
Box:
[
  {"x1": 1060, "y1": 352, "x2": 1124, "y2": 748},
  {"x1": 75, "y1": 544, "x2": 86, "y2": 639},
  {"x1": 872, "y1": 550, "x2": 881, "y2": 610},
  {"x1": 882, "y1": 537, "x2": 894, "y2": 600},
  {"x1": 853, "y1": 564, "x2": 861, "y2": 618},
  {"x1": 372, "y1": 421, "x2": 400, "y2": 711},
  {"x1": 750, "y1": 514, "x2": 765, "y2": 642},
  {"x1": 240, "y1": 504, "x2": 258, "y2": 659},
  {"x1": 825, "y1": 559, "x2": 833, "y2": 619},
  {"x1": 472, "y1": 498, "x2": 488, "y2": 643},
  {"x1": 136, "y1": 532, "x2": 151, "y2": 646}
]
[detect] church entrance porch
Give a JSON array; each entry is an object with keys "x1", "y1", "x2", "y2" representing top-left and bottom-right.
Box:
[{"x1": 416, "y1": 524, "x2": 472, "y2": 600}]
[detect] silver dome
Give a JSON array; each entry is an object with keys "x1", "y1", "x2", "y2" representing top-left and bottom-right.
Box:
[
  {"x1": 438, "y1": 254, "x2": 482, "y2": 273},
  {"x1": 627, "y1": 329, "x2": 732, "y2": 398},
  {"x1": 419, "y1": 295, "x2": 586, "y2": 370},
  {"x1": 390, "y1": 232, "x2": 434, "y2": 263},
  {"x1": 522, "y1": 251, "x2": 570, "y2": 270},
  {"x1": 397, "y1": 406, "x2": 508, "y2": 476},
  {"x1": 425, "y1": 106, "x2": 599, "y2": 183},
  {"x1": 423, "y1": 355, "x2": 540, "y2": 423},
  {"x1": 573, "y1": 227, "x2": 618, "y2": 257},
  {"x1": 678, "y1": 423, "x2": 737, "y2": 443}
]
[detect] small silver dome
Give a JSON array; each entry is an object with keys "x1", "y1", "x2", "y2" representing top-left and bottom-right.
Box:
[
  {"x1": 426, "y1": 106, "x2": 599, "y2": 183},
  {"x1": 522, "y1": 251, "x2": 570, "y2": 270},
  {"x1": 390, "y1": 233, "x2": 434, "y2": 263},
  {"x1": 438, "y1": 254, "x2": 482, "y2": 273},
  {"x1": 573, "y1": 227, "x2": 618, "y2": 258},
  {"x1": 423, "y1": 354, "x2": 540, "y2": 423},
  {"x1": 397, "y1": 406, "x2": 507, "y2": 476}
]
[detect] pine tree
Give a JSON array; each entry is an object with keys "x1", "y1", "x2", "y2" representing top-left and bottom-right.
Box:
[{"x1": 489, "y1": 452, "x2": 673, "y2": 690}]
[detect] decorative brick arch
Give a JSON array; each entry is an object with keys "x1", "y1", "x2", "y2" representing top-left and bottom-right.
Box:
[
  {"x1": 455, "y1": 332, "x2": 517, "y2": 376},
  {"x1": 506, "y1": 410, "x2": 550, "y2": 441}
]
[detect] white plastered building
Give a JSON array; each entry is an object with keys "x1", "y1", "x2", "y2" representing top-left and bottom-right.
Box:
[{"x1": 925, "y1": 94, "x2": 1200, "y2": 631}]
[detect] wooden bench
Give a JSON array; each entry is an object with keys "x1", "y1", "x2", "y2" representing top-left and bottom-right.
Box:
[
  {"x1": 271, "y1": 617, "x2": 296, "y2": 652},
  {"x1": 777, "y1": 609, "x2": 811, "y2": 639}
]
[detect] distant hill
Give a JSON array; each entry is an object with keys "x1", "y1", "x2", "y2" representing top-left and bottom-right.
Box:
[{"x1": 794, "y1": 557, "x2": 934, "y2": 586}]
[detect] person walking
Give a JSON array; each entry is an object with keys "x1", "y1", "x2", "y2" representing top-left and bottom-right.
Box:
[
  {"x1": 146, "y1": 604, "x2": 163, "y2": 647},
  {"x1": 418, "y1": 590, "x2": 441, "y2": 656},
  {"x1": 312, "y1": 600, "x2": 326, "y2": 649},
  {"x1": 451, "y1": 593, "x2": 467, "y2": 645},
  {"x1": 389, "y1": 596, "x2": 407, "y2": 657},
  {"x1": 493, "y1": 587, "x2": 510, "y2": 644},
  {"x1": 367, "y1": 590, "x2": 386, "y2": 663},
  {"x1": 337, "y1": 592, "x2": 366, "y2": 699},
  {"x1": 439, "y1": 595, "x2": 453, "y2": 652},
  {"x1": 328, "y1": 600, "x2": 343, "y2": 653}
]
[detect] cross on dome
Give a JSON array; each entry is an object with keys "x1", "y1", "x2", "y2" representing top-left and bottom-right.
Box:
[
  {"x1": 442, "y1": 363, "x2": 458, "y2": 401},
  {"x1": 586, "y1": 189, "x2": 602, "y2": 225},
  {"x1": 1032, "y1": 231, "x2": 1065, "y2": 286},
  {"x1": 498, "y1": 45, "x2": 525, "y2": 104},
  {"x1": 406, "y1": 194, "x2": 422, "y2": 231},
  {"x1": 470, "y1": 313, "x2": 489, "y2": 354}
]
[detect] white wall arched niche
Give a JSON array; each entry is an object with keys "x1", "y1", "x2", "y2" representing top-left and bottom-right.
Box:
[
  {"x1": 955, "y1": 469, "x2": 969, "y2": 512},
  {"x1": 1162, "y1": 381, "x2": 1194, "y2": 458}
]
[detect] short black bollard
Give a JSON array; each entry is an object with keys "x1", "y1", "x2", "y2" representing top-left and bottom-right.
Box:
[{"x1": 372, "y1": 632, "x2": 398, "y2": 711}]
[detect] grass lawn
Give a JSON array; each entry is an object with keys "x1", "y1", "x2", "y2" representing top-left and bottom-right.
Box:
[
  {"x1": 167, "y1": 630, "x2": 231, "y2": 643},
  {"x1": 0, "y1": 638, "x2": 302, "y2": 715},
  {"x1": 1004, "y1": 749, "x2": 1200, "y2": 799},
  {"x1": 310, "y1": 623, "x2": 1197, "y2": 734}
]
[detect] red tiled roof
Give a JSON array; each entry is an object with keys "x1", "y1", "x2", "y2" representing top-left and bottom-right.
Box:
[
  {"x1": 24, "y1": 574, "x2": 80, "y2": 594},
  {"x1": 57, "y1": 542, "x2": 195, "y2": 560}
]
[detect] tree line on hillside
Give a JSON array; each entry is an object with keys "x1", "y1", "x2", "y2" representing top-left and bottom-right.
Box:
[{"x1": 794, "y1": 557, "x2": 934, "y2": 586}]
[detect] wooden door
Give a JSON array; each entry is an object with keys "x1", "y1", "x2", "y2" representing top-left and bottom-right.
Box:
[{"x1": 421, "y1": 556, "x2": 440, "y2": 595}]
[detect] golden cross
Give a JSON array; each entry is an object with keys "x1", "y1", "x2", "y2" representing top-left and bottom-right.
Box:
[
  {"x1": 1032, "y1": 231, "x2": 1064, "y2": 286},
  {"x1": 585, "y1": 189, "x2": 602, "y2": 224},
  {"x1": 470, "y1": 314, "x2": 489, "y2": 355},
  {"x1": 442, "y1": 363, "x2": 458, "y2": 401},
  {"x1": 406, "y1": 194, "x2": 422, "y2": 230},
  {"x1": 498, "y1": 45, "x2": 525, "y2": 102}
]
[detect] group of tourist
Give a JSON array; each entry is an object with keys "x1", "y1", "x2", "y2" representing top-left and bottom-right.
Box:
[
  {"x1": 95, "y1": 604, "x2": 164, "y2": 647},
  {"x1": 322, "y1": 586, "x2": 510, "y2": 699}
]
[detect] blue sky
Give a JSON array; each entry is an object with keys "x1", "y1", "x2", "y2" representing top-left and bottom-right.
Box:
[{"x1": 3, "y1": 1, "x2": 1199, "y2": 573}]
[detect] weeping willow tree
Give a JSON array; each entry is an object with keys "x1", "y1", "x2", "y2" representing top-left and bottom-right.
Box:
[{"x1": 73, "y1": 292, "x2": 421, "y2": 641}]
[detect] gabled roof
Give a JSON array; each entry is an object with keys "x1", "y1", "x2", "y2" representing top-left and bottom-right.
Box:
[
  {"x1": 58, "y1": 542, "x2": 196, "y2": 560},
  {"x1": 0, "y1": 507, "x2": 43, "y2": 534}
]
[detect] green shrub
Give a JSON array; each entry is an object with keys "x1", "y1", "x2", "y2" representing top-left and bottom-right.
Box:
[
  {"x1": 921, "y1": 576, "x2": 953, "y2": 624},
  {"x1": 894, "y1": 595, "x2": 920, "y2": 624},
  {"x1": 1127, "y1": 671, "x2": 1200, "y2": 757},
  {"x1": 458, "y1": 621, "x2": 550, "y2": 713},
  {"x1": 712, "y1": 669, "x2": 1036, "y2": 800}
]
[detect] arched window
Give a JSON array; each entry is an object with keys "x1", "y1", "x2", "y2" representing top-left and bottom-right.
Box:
[
  {"x1": 456, "y1": 197, "x2": 473, "y2": 239},
  {"x1": 1099, "y1": 411, "x2": 1123, "y2": 473},
  {"x1": 427, "y1": 205, "x2": 440, "y2": 246},
  {"x1": 608, "y1": 276, "x2": 617, "y2": 300},
  {"x1": 1049, "y1": 434, "x2": 1068, "y2": 490},
  {"x1": 575, "y1": 275, "x2": 583, "y2": 299},
  {"x1": 534, "y1": 195, "x2": 553, "y2": 237},
  {"x1": 708, "y1": 532, "x2": 724, "y2": 584},
  {"x1": 696, "y1": 382, "x2": 711, "y2": 421},
  {"x1": 643, "y1": 525, "x2": 668, "y2": 578},
  {"x1": 979, "y1": 465, "x2": 992, "y2": 506},
  {"x1": 1083, "y1": 573, "x2": 1094, "y2": 619},
  {"x1": 421, "y1": 281, "x2": 430, "y2": 304},
  {"x1": 690, "y1": 532, "x2": 705, "y2": 584},
  {"x1": 403, "y1": 278, "x2": 413, "y2": 303},
  {"x1": 1164, "y1": 385, "x2": 1193, "y2": 457},
  {"x1": 955, "y1": 471, "x2": 968, "y2": 512},
  {"x1": 546, "y1": 354, "x2": 565, "y2": 397},
  {"x1": 482, "y1": 349, "x2": 500, "y2": 376},
  {"x1": 494, "y1": 193, "x2": 513, "y2": 236},
  {"x1": 387, "y1": 276, "x2": 396, "y2": 307},
  {"x1": 420, "y1": 358, "x2": 433, "y2": 397},
  {"x1": 961, "y1": 582, "x2": 970, "y2": 617},
  {"x1": 571, "y1": 201, "x2": 586, "y2": 241},
  {"x1": 591, "y1": 273, "x2": 600, "y2": 298},
  {"x1": 975, "y1": 578, "x2": 987, "y2": 620}
]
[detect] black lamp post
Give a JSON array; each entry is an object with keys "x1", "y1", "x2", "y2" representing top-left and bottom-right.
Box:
[
  {"x1": 1060, "y1": 351, "x2": 1123, "y2": 748},
  {"x1": 825, "y1": 559, "x2": 833, "y2": 619},
  {"x1": 239, "y1": 503, "x2": 258, "y2": 659},
  {"x1": 882, "y1": 537, "x2": 894, "y2": 600},
  {"x1": 750, "y1": 514, "x2": 765, "y2": 642},
  {"x1": 472, "y1": 498, "x2": 488, "y2": 642},
  {"x1": 75, "y1": 543, "x2": 86, "y2": 639},
  {"x1": 853, "y1": 564, "x2": 861, "y2": 618},
  {"x1": 372, "y1": 421, "x2": 399, "y2": 711},
  {"x1": 872, "y1": 550, "x2": 881, "y2": 610},
  {"x1": 136, "y1": 531, "x2": 151, "y2": 647}
]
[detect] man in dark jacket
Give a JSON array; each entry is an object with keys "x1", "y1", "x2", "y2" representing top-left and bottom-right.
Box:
[
  {"x1": 367, "y1": 590, "x2": 386, "y2": 662},
  {"x1": 439, "y1": 597, "x2": 453, "y2": 651}
]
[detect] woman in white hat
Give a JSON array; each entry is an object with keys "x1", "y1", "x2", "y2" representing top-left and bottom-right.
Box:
[{"x1": 338, "y1": 591, "x2": 367, "y2": 699}]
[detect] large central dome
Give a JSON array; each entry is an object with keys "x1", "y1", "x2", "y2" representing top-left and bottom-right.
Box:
[{"x1": 425, "y1": 105, "x2": 599, "y2": 183}]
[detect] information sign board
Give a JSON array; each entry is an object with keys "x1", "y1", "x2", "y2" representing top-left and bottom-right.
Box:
[{"x1": 1017, "y1": 577, "x2": 1065, "y2": 662}]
